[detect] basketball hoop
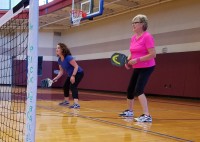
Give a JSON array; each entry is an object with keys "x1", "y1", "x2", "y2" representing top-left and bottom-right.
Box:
[{"x1": 70, "y1": 10, "x2": 87, "y2": 26}]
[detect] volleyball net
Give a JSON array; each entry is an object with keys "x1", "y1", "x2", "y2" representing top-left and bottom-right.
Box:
[{"x1": 0, "y1": 0, "x2": 38, "y2": 141}]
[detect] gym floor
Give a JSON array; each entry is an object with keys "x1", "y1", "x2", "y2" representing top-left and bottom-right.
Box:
[{"x1": 35, "y1": 88, "x2": 200, "y2": 142}]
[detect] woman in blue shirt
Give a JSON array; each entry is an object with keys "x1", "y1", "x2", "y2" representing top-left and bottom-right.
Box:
[{"x1": 53, "y1": 43, "x2": 84, "y2": 109}]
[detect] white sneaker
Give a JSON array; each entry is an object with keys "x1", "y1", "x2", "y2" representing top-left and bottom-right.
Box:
[
  {"x1": 119, "y1": 110, "x2": 134, "y2": 117},
  {"x1": 69, "y1": 103, "x2": 80, "y2": 109},
  {"x1": 134, "y1": 114, "x2": 152, "y2": 122}
]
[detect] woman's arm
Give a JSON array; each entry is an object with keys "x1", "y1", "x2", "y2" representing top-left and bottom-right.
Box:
[
  {"x1": 125, "y1": 54, "x2": 132, "y2": 70},
  {"x1": 128, "y1": 48, "x2": 156, "y2": 65},
  {"x1": 70, "y1": 59, "x2": 79, "y2": 76},
  {"x1": 127, "y1": 54, "x2": 131, "y2": 61},
  {"x1": 53, "y1": 65, "x2": 64, "y2": 82},
  {"x1": 69, "y1": 59, "x2": 79, "y2": 84},
  {"x1": 140, "y1": 48, "x2": 156, "y2": 61}
]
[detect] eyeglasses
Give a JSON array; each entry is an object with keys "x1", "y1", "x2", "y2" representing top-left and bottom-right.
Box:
[{"x1": 132, "y1": 22, "x2": 141, "y2": 25}]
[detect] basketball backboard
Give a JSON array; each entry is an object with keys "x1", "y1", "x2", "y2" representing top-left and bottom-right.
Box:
[{"x1": 71, "y1": 0, "x2": 104, "y2": 23}]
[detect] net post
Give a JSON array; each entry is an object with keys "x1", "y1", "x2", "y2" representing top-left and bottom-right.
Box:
[{"x1": 25, "y1": 0, "x2": 39, "y2": 141}]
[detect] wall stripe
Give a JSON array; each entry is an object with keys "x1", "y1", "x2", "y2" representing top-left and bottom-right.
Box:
[
  {"x1": 42, "y1": 42, "x2": 200, "y2": 61},
  {"x1": 38, "y1": 26, "x2": 200, "y2": 59}
]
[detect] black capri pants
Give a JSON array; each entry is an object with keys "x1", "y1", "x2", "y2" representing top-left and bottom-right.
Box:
[
  {"x1": 63, "y1": 72, "x2": 84, "y2": 99},
  {"x1": 127, "y1": 66, "x2": 155, "y2": 99}
]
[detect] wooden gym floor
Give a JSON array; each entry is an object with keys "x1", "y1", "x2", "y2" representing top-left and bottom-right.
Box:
[{"x1": 35, "y1": 88, "x2": 200, "y2": 142}]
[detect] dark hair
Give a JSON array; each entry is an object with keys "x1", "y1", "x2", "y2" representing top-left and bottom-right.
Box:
[{"x1": 57, "y1": 43, "x2": 71, "y2": 57}]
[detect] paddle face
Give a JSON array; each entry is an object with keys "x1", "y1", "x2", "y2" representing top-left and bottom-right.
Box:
[
  {"x1": 111, "y1": 53, "x2": 127, "y2": 67},
  {"x1": 41, "y1": 78, "x2": 53, "y2": 88}
]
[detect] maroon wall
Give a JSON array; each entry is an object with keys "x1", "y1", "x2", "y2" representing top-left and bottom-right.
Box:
[
  {"x1": 42, "y1": 51, "x2": 200, "y2": 98},
  {"x1": 78, "y1": 59, "x2": 133, "y2": 92},
  {"x1": 145, "y1": 52, "x2": 200, "y2": 98},
  {"x1": 13, "y1": 60, "x2": 27, "y2": 85},
  {"x1": 78, "y1": 51, "x2": 200, "y2": 98}
]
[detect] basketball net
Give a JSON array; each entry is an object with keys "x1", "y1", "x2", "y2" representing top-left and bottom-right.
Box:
[{"x1": 70, "y1": 10, "x2": 87, "y2": 26}]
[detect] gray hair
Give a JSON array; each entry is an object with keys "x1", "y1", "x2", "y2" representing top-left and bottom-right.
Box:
[{"x1": 132, "y1": 14, "x2": 148, "y2": 31}]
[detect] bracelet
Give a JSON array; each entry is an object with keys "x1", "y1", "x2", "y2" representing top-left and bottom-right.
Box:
[
  {"x1": 72, "y1": 74, "x2": 76, "y2": 77},
  {"x1": 136, "y1": 58, "x2": 141, "y2": 63}
]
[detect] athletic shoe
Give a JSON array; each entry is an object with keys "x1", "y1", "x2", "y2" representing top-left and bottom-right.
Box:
[
  {"x1": 59, "y1": 100, "x2": 70, "y2": 106},
  {"x1": 119, "y1": 110, "x2": 134, "y2": 117},
  {"x1": 134, "y1": 114, "x2": 152, "y2": 122},
  {"x1": 69, "y1": 103, "x2": 80, "y2": 109}
]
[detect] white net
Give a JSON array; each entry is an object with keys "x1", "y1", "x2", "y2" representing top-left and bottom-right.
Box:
[
  {"x1": 70, "y1": 10, "x2": 85, "y2": 26},
  {"x1": 0, "y1": 5, "x2": 29, "y2": 142}
]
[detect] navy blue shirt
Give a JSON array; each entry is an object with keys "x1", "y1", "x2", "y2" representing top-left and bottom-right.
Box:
[{"x1": 58, "y1": 55, "x2": 83, "y2": 77}]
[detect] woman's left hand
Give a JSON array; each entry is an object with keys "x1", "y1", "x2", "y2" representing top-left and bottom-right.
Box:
[{"x1": 70, "y1": 76, "x2": 75, "y2": 84}]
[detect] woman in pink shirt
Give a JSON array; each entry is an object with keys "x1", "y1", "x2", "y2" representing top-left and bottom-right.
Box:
[{"x1": 120, "y1": 14, "x2": 156, "y2": 122}]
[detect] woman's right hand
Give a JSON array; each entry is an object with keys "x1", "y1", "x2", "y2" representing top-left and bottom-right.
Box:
[
  {"x1": 52, "y1": 79, "x2": 58, "y2": 83},
  {"x1": 125, "y1": 63, "x2": 131, "y2": 70}
]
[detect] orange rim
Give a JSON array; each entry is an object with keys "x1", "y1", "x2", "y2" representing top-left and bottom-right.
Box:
[{"x1": 70, "y1": 10, "x2": 87, "y2": 18}]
